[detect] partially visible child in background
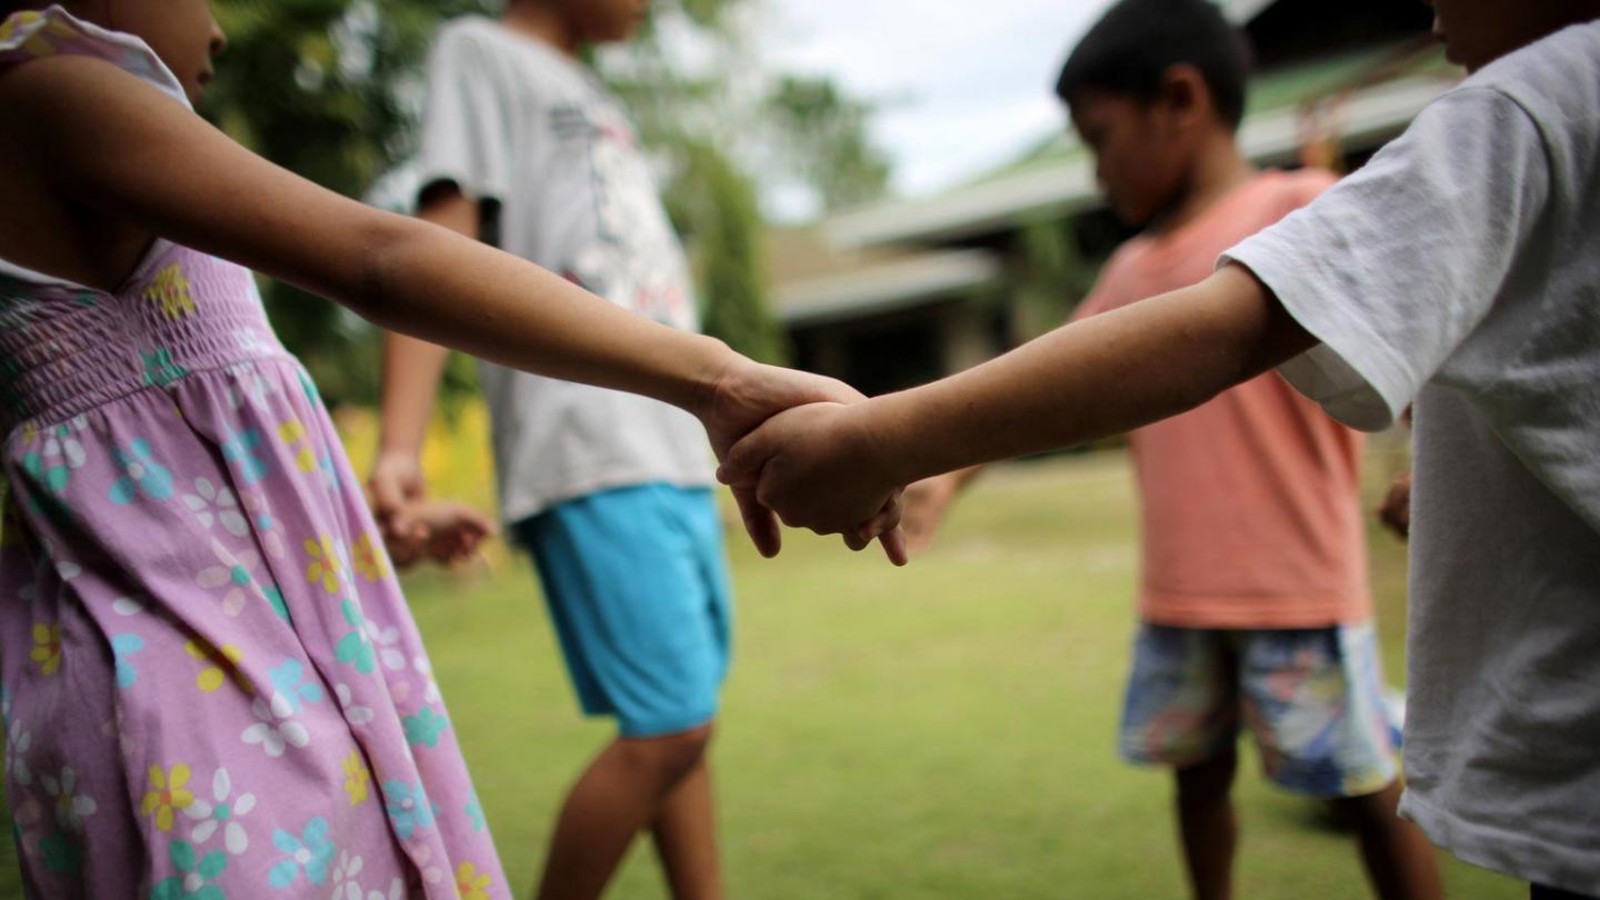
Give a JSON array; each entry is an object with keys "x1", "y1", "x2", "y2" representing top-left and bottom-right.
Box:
[
  {"x1": 901, "y1": 3, "x2": 1440, "y2": 898},
  {"x1": 369, "y1": 2, "x2": 753, "y2": 897},
  {"x1": 724, "y1": 0, "x2": 1600, "y2": 896},
  {"x1": 0, "y1": 1, "x2": 879, "y2": 895}
]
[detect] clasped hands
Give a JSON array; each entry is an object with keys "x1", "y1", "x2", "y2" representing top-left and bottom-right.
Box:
[
  {"x1": 701, "y1": 359, "x2": 909, "y2": 565},
  {"x1": 365, "y1": 356, "x2": 916, "y2": 569}
]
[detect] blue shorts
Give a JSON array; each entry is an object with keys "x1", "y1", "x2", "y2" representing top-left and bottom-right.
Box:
[
  {"x1": 512, "y1": 484, "x2": 733, "y2": 738},
  {"x1": 1119, "y1": 623, "x2": 1400, "y2": 798}
]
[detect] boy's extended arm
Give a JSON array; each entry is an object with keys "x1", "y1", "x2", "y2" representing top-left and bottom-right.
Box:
[
  {"x1": 8, "y1": 54, "x2": 906, "y2": 558},
  {"x1": 724, "y1": 265, "x2": 1317, "y2": 536}
]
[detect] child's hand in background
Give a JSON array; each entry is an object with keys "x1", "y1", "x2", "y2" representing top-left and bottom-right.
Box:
[{"x1": 384, "y1": 499, "x2": 497, "y2": 569}]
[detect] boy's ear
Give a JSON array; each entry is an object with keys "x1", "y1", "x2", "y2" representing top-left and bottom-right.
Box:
[{"x1": 1157, "y1": 63, "x2": 1212, "y2": 127}]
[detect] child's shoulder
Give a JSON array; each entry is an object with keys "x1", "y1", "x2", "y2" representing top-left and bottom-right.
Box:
[
  {"x1": 1456, "y1": 21, "x2": 1600, "y2": 133},
  {"x1": 432, "y1": 15, "x2": 509, "y2": 57},
  {"x1": 430, "y1": 15, "x2": 588, "y2": 87},
  {"x1": 1251, "y1": 168, "x2": 1338, "y2": 212}
]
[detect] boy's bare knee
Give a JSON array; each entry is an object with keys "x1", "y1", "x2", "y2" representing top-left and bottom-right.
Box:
[
  {"x1": 1330, "y1": 780, "x2": 1403, "y2": 827},
  {"x1": 1175, "y1": 749, "x2": 1239, "y2": 806}
]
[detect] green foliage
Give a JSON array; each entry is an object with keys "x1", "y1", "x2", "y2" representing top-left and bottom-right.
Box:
[
  {"x1": 207, "y1": 0, "x2": 494, "y2": 406},
  {"x1": 669, "y1": 143, "x2": 786, "y2": 364},
  {"x1": 1012, "y1": 215, "x2": 1098, "y2": 340},
  {"x1": 764, "y1": 75, "x2": 891, "y2": 213}
]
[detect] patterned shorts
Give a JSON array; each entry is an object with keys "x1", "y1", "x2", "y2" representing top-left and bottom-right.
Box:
[{"x1": 1119, "y1": 623, "x2": 1400, "y2": 798}]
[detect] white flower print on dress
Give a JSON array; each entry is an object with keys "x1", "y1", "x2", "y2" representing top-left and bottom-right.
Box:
[
  {"x1": 39, "y1": 766, "x2": 96, "y2": 832},
  {"x1": 328, "y1": 850, "x2": 365, "y2": 900},
  {"x1": 19, "y1": 541, "x2": 82, "y2": 604},
  {"x1": 225, "y1": 360, "x2": 277, "y2": 411},
  {"x1": 334, "y1": 684, "x2": 374, "y2": 728},
  {"x1": 412, "y1": 656, "x2": 442, "y2": 705},
  {"x1": 182, "y1": 477, "x2": 250, "y2": 537},
  {"x1": 5, "y1": 718, "x2": 31, "y2": 786},
  {"x1": 365, "y1": 878, "x2": 405, "y2": 900},
  {"x1": 363, "y1": 622, "x2": 407, "y2": 673},
  {"x1": 184, "y1": 767, "x2": 255, "y2": 855},
  {"x1": 406, "y1": 842, "x2": 447, "y2": 887},
  {"x1": 111, "y1": 596, "x2": 145, "y2": 617},
  {"x1": 195, "y1": 539, "x2": 268, "y2": 617},
  {"x1": 40, "y1": 416, "x2": 88, "y2": 475},
  {"x1": 240, "y1": 693, "x2": 310, "y2": 757},
  {"x1": 240, "y1": 491, "x2": 287, "y2": 560}
]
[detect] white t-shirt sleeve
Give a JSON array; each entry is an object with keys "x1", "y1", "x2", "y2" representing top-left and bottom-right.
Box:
[
  {"x1": 416, "y1": 23, "x2": 513, "y2": 204},
  {"x1": 1222, "y1": 87, "x2": 1552, "y2": 431}
]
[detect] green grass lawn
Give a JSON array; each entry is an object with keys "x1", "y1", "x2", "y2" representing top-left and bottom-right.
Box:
[
  {"x1": 0, "y1": 446, "x2": 1522, "y2": 898},
  {"x1": 408, "y1": 447, "x2": 1516, "y2": 900}
]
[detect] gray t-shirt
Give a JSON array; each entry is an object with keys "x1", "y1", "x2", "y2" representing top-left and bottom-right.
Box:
[
  {"x1": 417, "y1": 16, "x2": 715, "y2": 523},
  {"x1": 1224, "y1": 22, "x2": 1600, "y2": 894}
]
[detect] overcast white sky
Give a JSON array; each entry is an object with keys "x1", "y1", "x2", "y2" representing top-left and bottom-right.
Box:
[{"x1": 760, "y1": 0, "x2": 1118, "y2": 200}]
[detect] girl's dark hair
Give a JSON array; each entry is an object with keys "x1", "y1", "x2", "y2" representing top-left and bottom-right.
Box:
[
  {"x1": 1056, "y1": 0, "x2": 1254, "y2": 131},
  {"x1": 2, "y1": 2, "x2": 47, "y2": 16}
]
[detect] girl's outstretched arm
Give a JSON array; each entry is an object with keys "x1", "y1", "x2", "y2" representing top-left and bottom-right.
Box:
[
  {"x1": 1, "y1": 54, "x2": 906, "y2": 562},
  {"x1": 722, "y1": 265, "x2": 1318, "y2": 536}
]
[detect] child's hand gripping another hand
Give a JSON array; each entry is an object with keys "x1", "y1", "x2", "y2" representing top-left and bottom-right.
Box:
[
  {"x1": 719, "y1": 400, "x2": 904, "y2": 547},
  {"x1": 702, "y1": 360, "x2": 908, "y2": 566},
  {"x1": 382, "y1": 499, "x2": 498, "y2": 570}
]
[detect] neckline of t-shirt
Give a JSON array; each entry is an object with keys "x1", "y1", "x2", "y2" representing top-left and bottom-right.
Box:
[{"x1": 468, "y1": 15, "x2": 610, "y2": 94}]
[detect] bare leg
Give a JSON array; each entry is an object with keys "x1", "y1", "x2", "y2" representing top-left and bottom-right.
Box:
[
  {"x1": 1332, "y1": 781, "x2": 1442, "y2": 900},
  {"x1": 535, "y1": 725, "x2": 712, "y2": 900},
  {"x1": 651, "y1": 757, "x2": 723, "y2": 900},
  {"x1": 1175, "y1": 748, "x2": 1239, "y2": 900}
]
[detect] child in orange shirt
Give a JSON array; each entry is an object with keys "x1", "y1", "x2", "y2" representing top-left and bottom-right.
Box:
[{"x1": 901, "y1": 3, "x2": 1439, "y2": 897}]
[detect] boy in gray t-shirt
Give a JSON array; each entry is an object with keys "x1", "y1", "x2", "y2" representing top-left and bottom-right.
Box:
[
  {"x1": 723, "y1": 2, "x2": 1600, "y2": 896},
  {"x1": 371, "y1": 2, "x2": 731, "y2": 897}
]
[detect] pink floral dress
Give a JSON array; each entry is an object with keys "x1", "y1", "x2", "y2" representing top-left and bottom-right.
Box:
[{"x1": 0, "y1": 8, "x2": 509, "y2": 897}]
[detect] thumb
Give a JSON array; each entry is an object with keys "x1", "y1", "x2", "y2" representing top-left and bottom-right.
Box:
[{"x1": 722, "y1": 427, "x2": 776, "y2": 491}]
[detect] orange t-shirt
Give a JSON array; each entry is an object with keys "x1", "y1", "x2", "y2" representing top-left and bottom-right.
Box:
[{"x1": 1075, "y1": 169, "x2": 1371, "y2": 628}]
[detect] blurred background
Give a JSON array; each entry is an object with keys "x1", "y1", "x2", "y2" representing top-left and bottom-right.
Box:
[{"x1": 1, "y1": 0, "x2": 1524, "y2": 896}]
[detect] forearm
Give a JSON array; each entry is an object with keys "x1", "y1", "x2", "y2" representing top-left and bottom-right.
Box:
[
  {"x1": 868, "y1": 265, "x2": 1314, "y2": 483},
  {"x1": 378, "y1": 332, "x2": 452, "y2": 457},
  {"x1": 355, "y1": 216, "x2": 733, "y2": 417}
]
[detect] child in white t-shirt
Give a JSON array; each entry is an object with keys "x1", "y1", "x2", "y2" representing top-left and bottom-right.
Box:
[{"x1": 723, "y1": 3, "x2": 1600, "y2": 896}]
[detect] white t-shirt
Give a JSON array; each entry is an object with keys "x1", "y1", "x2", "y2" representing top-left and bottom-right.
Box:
[
  {"x1": 1225, "y1": 21, "x2": 1600, "y2": 894},
  {"x1": 417, "y1": 17, "x2": 715, "y2": 523}
]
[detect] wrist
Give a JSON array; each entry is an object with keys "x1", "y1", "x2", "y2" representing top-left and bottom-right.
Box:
[
  {"x1": 841, "y1": 400, "x2": 906, "y2": 494},
  {"x1": 685, "y1": 335, "x2": 742, "y2": 422},
  {"x1": 373, "y1": 443, "x2": 422, "y2": 470}
]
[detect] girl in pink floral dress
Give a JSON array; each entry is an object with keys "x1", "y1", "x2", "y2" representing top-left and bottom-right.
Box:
[{"x1": 0, "y1": 2, "x2": 885, "y2": 895}]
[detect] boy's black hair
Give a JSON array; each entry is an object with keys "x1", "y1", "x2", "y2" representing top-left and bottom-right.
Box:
[{"x1": 1056, "y1": 0, "x2": 1253, "y2": 130}]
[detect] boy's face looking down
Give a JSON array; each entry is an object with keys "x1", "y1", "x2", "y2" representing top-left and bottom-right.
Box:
[
  {"x1": 558, "y1": 0, "x2": 651, "y2": 43},
  {"x1": 1068, "y1": 65, "x2": 1213, "y2": 229}
]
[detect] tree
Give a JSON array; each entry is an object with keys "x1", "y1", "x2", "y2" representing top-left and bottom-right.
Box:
[{"x1": 763, "y1": 75, "x2": 891, "y2": 214}]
